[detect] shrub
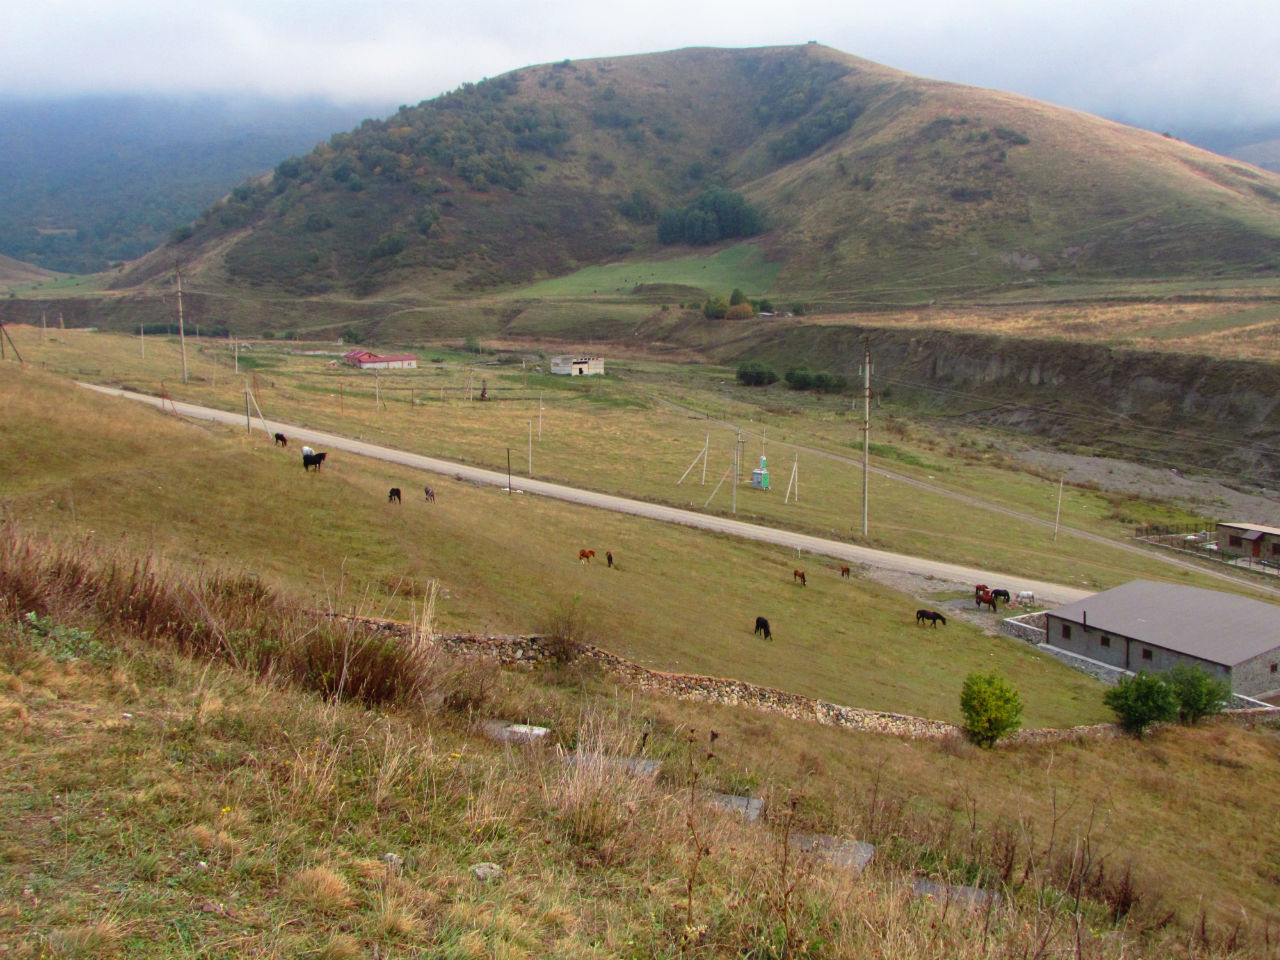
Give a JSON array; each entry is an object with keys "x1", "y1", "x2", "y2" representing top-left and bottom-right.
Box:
[
  {"x1": 702, "y1": 297, "x2": 729, "y2": 319},
  {"x1": 959, "y1": 671, "x2": 1023, "y2": 747},
  {"x1": 1104, "y1": 671, "x2": 1178, "y2": 737},
  {"x1": 725, "y1": 302, "x2": 755, "y2": 320},
  {"x1": 736, "y1": 361, "x2": 779, "y2": 386},
  {"x1": 1166, "y1": 664, "x2": 1231, "y2": 725}
]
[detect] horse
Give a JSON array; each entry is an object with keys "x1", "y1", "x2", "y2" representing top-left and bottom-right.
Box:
[
  {"x1": 754, "y1": 616, "x2": 772, "y2": 640},
  {"x1": 974, "y1": 583, "x2": 989, "y2": 598},
  {"x1": 916, "y1": 610, "x2": 947, "y2": 627},
  {"x1": 424, "y1": 486, "x2": 436, "y2": 502},
  {"x1": 991, "y1": 588, "x2": 1011, "y2": 604},
  {"x1": 301, "y1": 445, "x2": 315, "y2": 457},
  {"x1": 840, "y1": 565, "x2": 851, "y2": 578},
  {"x1": 302, "y1": 451, "x2": 327, "y2": 471},
  {"x1": 579, "y1": 549, "x2": 595, "y2": 564},
  {"x1": 1016, "y1": 590, "x2": 1036, "y2": 607},
  {"x1": 273, "y1": 432, "x2": 287, "y2": 447},
  {"x1": 976, "y1": 590, "x2": 998, "y2": 612},
  {"x1": 606, "y1": 551, "x2": 614, "y2": 568},
  {"x1": 793, "y1": 569, "x2": 806, "y2": 586},
  {"x1": 388, "y1": 487, "x2": 401, "y2": 504}
]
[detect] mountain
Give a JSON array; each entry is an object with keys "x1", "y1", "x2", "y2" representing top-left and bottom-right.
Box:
[
  {"x1": 0, "y1": 93, "x2": 390, "y2": 274},
  {"x1": 112, "y1": 44, "x2": 1280, "y2": 305}
]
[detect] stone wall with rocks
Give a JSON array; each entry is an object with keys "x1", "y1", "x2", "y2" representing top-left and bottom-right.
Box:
[
  {"x1": 344, "y1": 617, "x2": 1275, "y2": 744},
  {"x1": 1000, "y1": 612, "x2": 1047, "y2": 645}
]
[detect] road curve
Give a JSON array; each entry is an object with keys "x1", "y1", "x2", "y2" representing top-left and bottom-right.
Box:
[{"x1": 83, "y1": 383, "x2": 1093, "y2": 604}]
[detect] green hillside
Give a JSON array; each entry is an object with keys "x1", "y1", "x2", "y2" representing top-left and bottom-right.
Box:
[{"x1": 112, "y1": 44, "x2": 1280, "y2": 307}]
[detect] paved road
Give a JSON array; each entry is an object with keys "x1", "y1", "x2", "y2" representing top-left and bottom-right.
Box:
[{"x1": 83, "y1": 382, "x2": 1102, "y2": 605}]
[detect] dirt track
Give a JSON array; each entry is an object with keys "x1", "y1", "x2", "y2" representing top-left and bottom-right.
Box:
[{"x1": 80, "y1": 383, "x2": 1278, "y2": 606}]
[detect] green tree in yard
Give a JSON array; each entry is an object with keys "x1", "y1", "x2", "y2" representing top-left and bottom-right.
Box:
[
  {"x1": 959, "y1": 671, "x2": 1023, "y2": 748},
  {"x1": 1166, "y1": 665, "x2": 1231, "y2": 725},
  {"x1": 1104, "y1": 671, "x2": 1178, "y2": 737},
  {"x1": 729, "y1": 288, "x2": 747, "y2": 306}
]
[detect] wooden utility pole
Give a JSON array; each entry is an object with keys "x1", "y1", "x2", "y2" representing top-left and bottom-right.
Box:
[
  {"x1": 1054, "y1": 477, "x2": 1064, "y2": 541},
  {"x1": 244, "y1": 379, "x2": 252, "y2": 433},
  {"x1": 139, "y1": 323, "x2": 144, "y2": 358},
  {"x1": 41, "y1": 311, "x2": 46, "y2": 342},
  {"x1": 528, "y1": 420, "x2": 533, "y2": 476},
  {"x1": 861, "y1": 340, "x2": 872, "y2": 537},
  {"x1": 176, "y1": 266, "x2": 188, "y2": 385}
]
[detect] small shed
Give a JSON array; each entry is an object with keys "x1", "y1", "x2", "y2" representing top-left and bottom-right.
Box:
[
  {"x1": 1045, "y1": 580, "x2": 1280, "y2": 697},
  {"x1": 551, "y1": 356, "x2": 604, "y2": 376},
  {"x1": 1215, "y1": 522, "x2": 1280, "y2": 563},
  {"x1": 342, "y1": 349, "x2": 418, "y2": 370}
]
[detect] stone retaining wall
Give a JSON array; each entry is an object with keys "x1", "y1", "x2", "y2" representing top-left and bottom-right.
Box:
[
  {"x1": 1000, "y1": 612, "x2": 1047, "y2": 645},
  {"x1": 345, "y1": 618, "x2": 1273, "y2": 744}
]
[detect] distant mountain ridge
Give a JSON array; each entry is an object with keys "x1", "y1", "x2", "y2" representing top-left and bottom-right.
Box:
[
  {"x1": 107, "y1": 44, "x2": 1280, "y2": 304},
  {"x1": 0, "y1": 94, "x2": 390, "y2": 274}
]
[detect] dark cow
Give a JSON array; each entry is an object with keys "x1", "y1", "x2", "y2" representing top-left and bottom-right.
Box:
[
  {"x1": 991, "y1": 588, "x2": 1011, "y2": 604},
  {"x1": 273, "y1": 432, "x2": 287, "y2": 447},
  {"x1": 424, "y1": 486, "x2": 436, "y2": 502},
  {"x1": 793, "y1": 569, "x2": 806, "y2": 586},
  {"x1": 302, "y1": 451, "x2": 327, "y2": 471},
  {"x1": 916, "y1": 609, "x2": 947, "y2": 627},
  {"x1": 754, "y1": 616, "x2": 772, "y2": 640},
  {"x1": 388, "y1": 487, "x2": 402, "y2": 504}
]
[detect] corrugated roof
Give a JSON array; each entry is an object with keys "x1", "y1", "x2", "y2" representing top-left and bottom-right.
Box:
[
  {"x1": 1218, "y1": 521, "x2": 1280, "y2": 537},
  {"x1": 1049, "y1": 581, "x2": 1280, "y2": 666}
]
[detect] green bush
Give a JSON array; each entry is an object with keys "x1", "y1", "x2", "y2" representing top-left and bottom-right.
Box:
[
  {"x1": 1104, "y1": 671, "x2": 1178, "y2": 737},
  {"x1": 1166, "y1": 665, "x2": 1231, "y2": 725},
  {"x1": 736, "y1": 361, "x2": 779, "y2": 386},
  {"x1": 959, "y1": 671, "x2": 1023, "y2": 748}
]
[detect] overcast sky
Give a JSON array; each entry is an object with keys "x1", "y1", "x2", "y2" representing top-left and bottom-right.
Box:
[{"x1": 4, "y1": 0, "x2": 1278, "y2": 135}]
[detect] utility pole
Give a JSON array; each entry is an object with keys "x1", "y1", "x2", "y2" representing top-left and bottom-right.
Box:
[
  {"x1": 176, "y1": 265, "x2": 188, "y2": 385},
  {"x1": 40, "y1": 311, "x2": 46, "y2": 343},
  {"x1": 507, "y1": 448, "x2": 512, "y2": 494},
  {"x1": 139, "y1": 323, "x2": 144, "y2": 358},
  {"x1": 1053, "y1": 476, "x2": 1064, "y2": 541},
  {"x1": 244, "y1": 379, "x2": 251, "y2": 434},
  {"x1": 538, "y1": 391, "x2": 543, "y2": 439},
  {"x1": 861, "y1": 340, "x2": 872, "y2": 537},
  {"x1": 528, "y1": 421, "x2": 533, "y2": 476}
]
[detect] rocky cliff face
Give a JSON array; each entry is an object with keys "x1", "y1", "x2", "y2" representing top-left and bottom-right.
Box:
[{"x1": 724, "y1": 322, "x2": 1280, "y2": 478}]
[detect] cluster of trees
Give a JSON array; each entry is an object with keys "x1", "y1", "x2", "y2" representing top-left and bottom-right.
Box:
[
  {"x1": 959, "y1": 665, "x2": 1231, "y2": 749},
  {"x1": 703, "y1": 288, "x2": 759, "y2": 320},
  {"x1": 784, "y1": 366, "x2": 848, "y2": 392},
  {"x1": 657, "y1": 188, "x2": 764, "y2": 246},
  {"x1": 736, "y1": 361, "x2": 778, "y2": 386}
]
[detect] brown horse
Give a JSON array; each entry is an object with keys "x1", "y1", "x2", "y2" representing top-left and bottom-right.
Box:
[
  {"x1": 840, "y1": 565, "x2": 851, "y2": 578},
  {"x1": 793, "y1": 569, "x2": 806, "y2": 586},
  {"x1": 975, "y1": 590, "x2": 998, "y2": 612},
  {"x1": 579, "y1": 549, "x2": 595, "y2": 564}
]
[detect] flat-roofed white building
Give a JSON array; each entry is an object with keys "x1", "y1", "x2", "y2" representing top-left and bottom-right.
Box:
[{"x1": 550, "y1": 356, "x2": 604, "y2": 376}]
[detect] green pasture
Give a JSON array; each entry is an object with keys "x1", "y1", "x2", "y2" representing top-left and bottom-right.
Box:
[
  {"x1": 1, "y1": 361, "x2": 1110, "y2": 726},
  {"x1": 510, "y1": 243, "x2": 781, "y2": 299},
  {"x1": 6, "y1": 325, "x2": 1247, "y2": 599}
]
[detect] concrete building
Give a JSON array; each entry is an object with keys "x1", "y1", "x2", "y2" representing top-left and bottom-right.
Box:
[
  {"x1": 342, "y1": 349, "x2": 418, "y2": 370},
  {"x1": 1045, "y1": 580, "x2": 1280, "y2": 698},
  {"x1": 1215, "y1": 522, "x2": 1280, "y2": 564},
  {"x1": 550, "y1": 356, "x2": 604, "y2": 376}
]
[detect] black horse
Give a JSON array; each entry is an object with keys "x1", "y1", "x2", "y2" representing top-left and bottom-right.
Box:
[
  {"x1": 916, "y1": 609, "x2": 947, "y2": 627},
  {"x1": 991, "y1": 588, "x2": 1011, "y2": 604},
  {"x1": 388, "y1": 487, "x2": 402, "y2": 503},
  {"x1": 273, "y1": 432, "x2": 287, "y2": 447},
  {"x1": 753, "y1": 616, "x2": 772, "y2": 640},
  {"x1": 302, "y1": 451, "x2": 327, "y2": 471},
  {"x1": 424, "y1": 486, "x2": 436, "y2": 502}
]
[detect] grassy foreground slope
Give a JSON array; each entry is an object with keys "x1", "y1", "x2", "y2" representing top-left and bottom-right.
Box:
[{"x1": 2, "y1": 517, "x2": 1280, "y2": 958}]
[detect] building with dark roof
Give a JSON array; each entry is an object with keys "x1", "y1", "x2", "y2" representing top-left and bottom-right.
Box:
[
  {"x1": 1045, "y1": 580, "x2": 1280, "y2": 698},
  {"x1": 1216, "y1": 522, "x2": 1280, "y2": 564}
]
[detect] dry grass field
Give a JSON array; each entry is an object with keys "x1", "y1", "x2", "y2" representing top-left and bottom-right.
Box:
[{"x1": 809, "y1": 298, "x2": 1280, "y2": 362}]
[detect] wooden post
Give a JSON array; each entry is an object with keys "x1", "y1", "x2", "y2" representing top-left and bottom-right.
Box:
[{"x1": 176, "y1": 267, "x2": 188, "y2": 385}]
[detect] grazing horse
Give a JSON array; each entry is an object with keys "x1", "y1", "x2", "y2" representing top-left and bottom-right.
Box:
[
  {"x1": 793, "y1": 569, "x2": 806, "y2": 586},
  {"x1": 1016, "y1": 590, "x2": 1036, "y2": 607},
  {"x1": 273, "y1": 432, "x2": 287, "y2": 447},
  {"x1": 974, "y1": 584, "x2": 989, "y2": 598},
  {"x1": 975, "y1": 590, "x2": 998, "y2": 612},
  {"x1": 302, "y1": 451, "x2": 327, "y2": 472},
  {"x1": 388, "y1": 487, "x2": 402, "y2": 504},
  {"x1": 840, "y1": 565, "x2": 851, "y2": 578},
  {"x1": 991, "y1": 588, "x2": 1011, "y2": 604},
  {"x1": 606, "y1": 551, "x2": 614, "y2": 568},
  {"x1": 754, "y1": 616, "x2": 772, "y2": 640},
  {"x1": 916, "y1": 609, "x2": 947, "y2": 627},
  {"x1": 579, "y1": 549, "x2": 595, "y2": 564},
  {"x1": 424, "y1": 486, "x2": 436, "y2": 502}
]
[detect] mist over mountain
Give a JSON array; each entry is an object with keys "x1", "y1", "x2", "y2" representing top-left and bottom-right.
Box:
[{"x1": 0, "y1": 93, "x2": 390, "y2": 273}]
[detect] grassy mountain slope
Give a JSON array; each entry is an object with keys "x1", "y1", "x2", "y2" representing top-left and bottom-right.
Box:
[{"x1": 115, "y1": 44, "x2": 1280, "y2": 305}]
